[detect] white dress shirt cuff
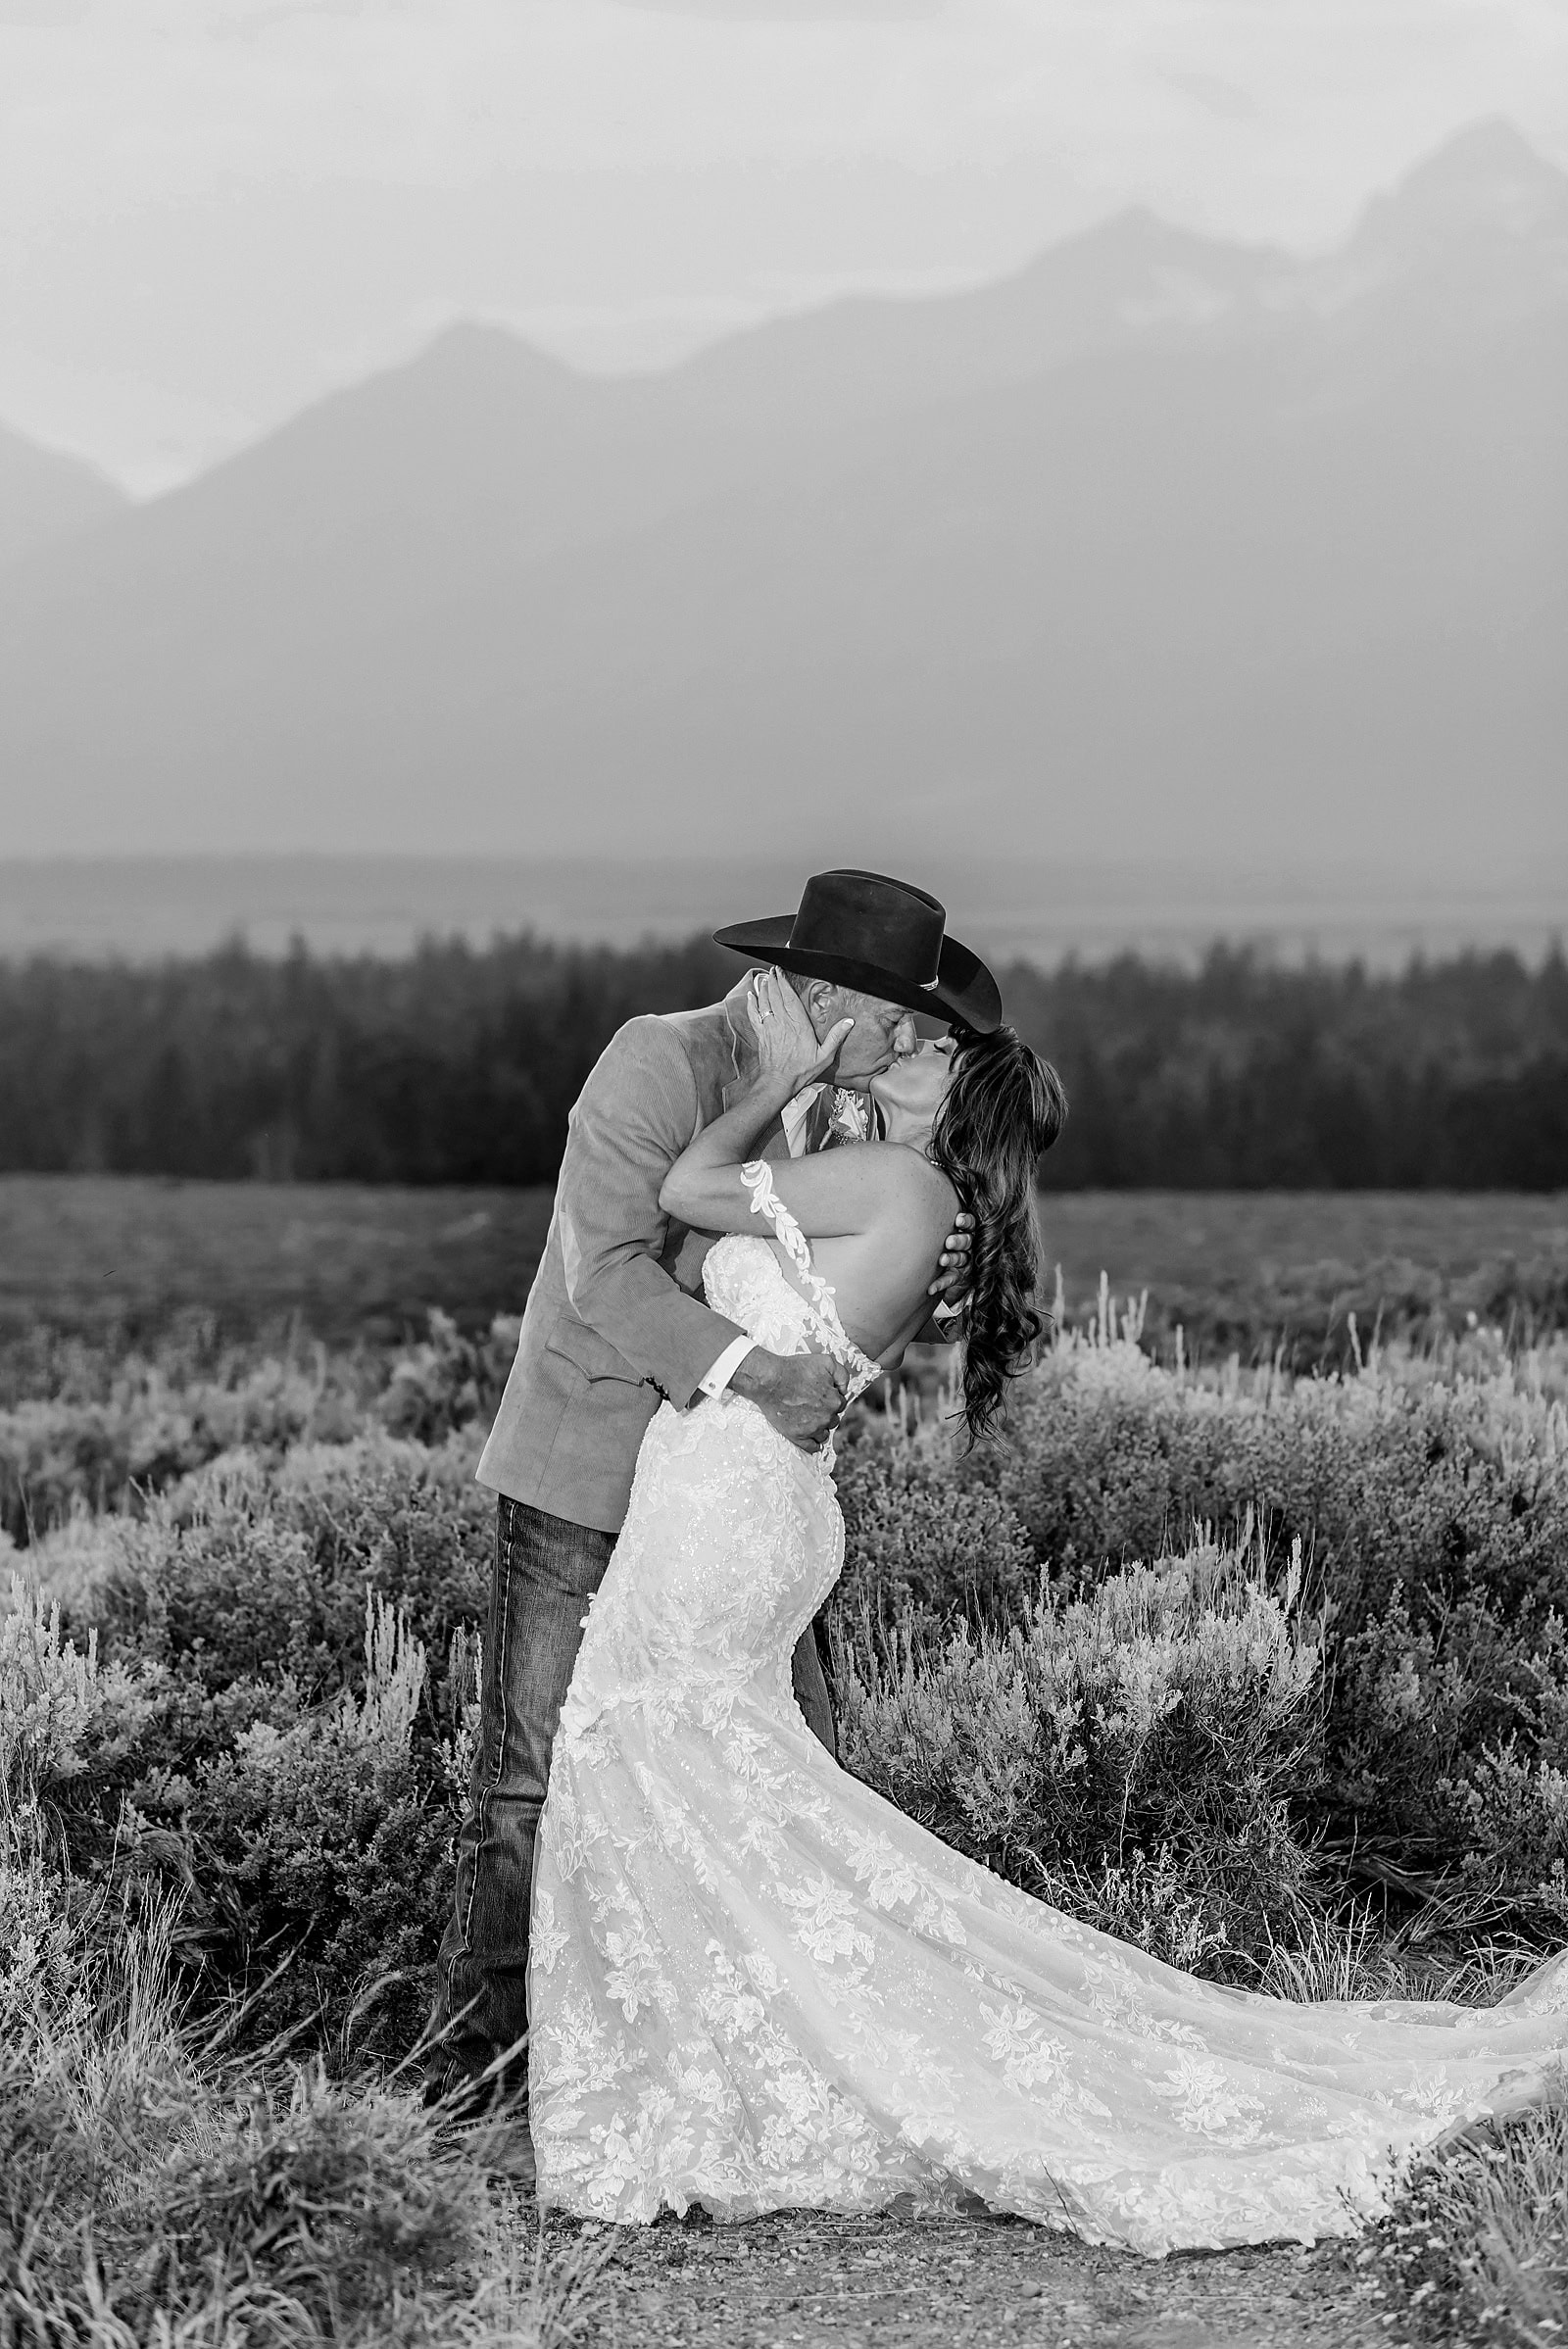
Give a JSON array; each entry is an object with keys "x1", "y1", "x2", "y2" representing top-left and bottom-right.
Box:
[
  {"x1": 931, "y1": 1298, "x2": 963, "y2": 1328},
  {"x1": 697, "y1": 1335, "x2": 757, "y2": 1399}
]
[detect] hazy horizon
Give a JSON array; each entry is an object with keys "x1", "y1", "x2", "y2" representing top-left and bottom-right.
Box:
[{"x1": 1, "y1": 851, "x2": 1561, "y2": 970}]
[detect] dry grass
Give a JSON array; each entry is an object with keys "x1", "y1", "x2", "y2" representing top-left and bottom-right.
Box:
[
  {"x1": 3, "y1": 1560, "x2": 604, "y2": 2346},
  {"x1": 0, "y1": 1880, "x2": 606, "y2": 2349},
  {"x1": 1372, "y1": 2081, "x2": 1568, "y2": 2347},
  {"x1": 1257, "y1": 1914, "x2": 1545, "y2": 2010}
]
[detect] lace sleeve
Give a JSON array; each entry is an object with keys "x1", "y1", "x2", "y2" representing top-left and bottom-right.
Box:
[
  {"x1": 740, "y1": 1160, "x2": 878, "y2": 1392},
  {"x1": 741, "y1": 1160, "x2": 816, "y2": 1286}
]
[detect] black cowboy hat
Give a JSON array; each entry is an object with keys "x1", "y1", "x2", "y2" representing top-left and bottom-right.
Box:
[{"x1": 713, "y1": 868, "x2": 1003, "y2": 1036}]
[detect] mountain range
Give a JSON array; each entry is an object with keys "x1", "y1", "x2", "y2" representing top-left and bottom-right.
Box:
[
  {"x1": 0, "y1": 426, "x2": 125, "y2": 570},
  {"x1": 1, "y1": 119, "x2": 1563, "y2": 887}
]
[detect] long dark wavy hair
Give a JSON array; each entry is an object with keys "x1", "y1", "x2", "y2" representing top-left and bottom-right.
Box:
[{"x1": 928, "y1": 1025, "x2": 1067, "y2": 1444}]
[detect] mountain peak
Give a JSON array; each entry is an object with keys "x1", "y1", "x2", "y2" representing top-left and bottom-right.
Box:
[
  {"x1": 1353, "y1": 118, "x2": 1568, "y2": 250},
  {"x1": 418, "y1": 318, "x2": 553, "y2": 363},
  {"x1": 407, "y1": 319, "x2": 589, "y2": 393},
  {"x1": 1405, "y1": 116, "x2": 1562, "y2": 188}
]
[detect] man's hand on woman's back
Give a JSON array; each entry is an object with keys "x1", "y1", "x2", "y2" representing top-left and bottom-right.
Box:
[{"x1": 728, "y1": 1349, "x2": 848, "y2": 1451}]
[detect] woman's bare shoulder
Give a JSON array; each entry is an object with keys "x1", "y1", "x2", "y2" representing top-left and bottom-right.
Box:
[
  {"x1": 857, "y1": 1142, "x2": 957, "y2": 1229},
  {"x1": 762, "y1": 1139, "x2": 957, "y2": 1245}
]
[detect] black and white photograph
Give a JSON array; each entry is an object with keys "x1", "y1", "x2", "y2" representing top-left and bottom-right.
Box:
[{"x1": 2, "y1": 3, "x2": 1566, "y2": 2343}]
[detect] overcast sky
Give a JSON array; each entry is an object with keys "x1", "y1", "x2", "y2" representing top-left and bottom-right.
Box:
[{"x1": 3, "y1": 0, "x2": 1566, "y2": 493}]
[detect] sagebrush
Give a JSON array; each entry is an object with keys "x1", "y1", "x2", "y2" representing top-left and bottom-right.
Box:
[{"x1": 5, "y1": 1299, "x2": 1568, "y2": 2337}]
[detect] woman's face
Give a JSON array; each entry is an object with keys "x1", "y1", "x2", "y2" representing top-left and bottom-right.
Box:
[{"x1": 870, "y1": 1036, "x2": 955, "y2": 1128}]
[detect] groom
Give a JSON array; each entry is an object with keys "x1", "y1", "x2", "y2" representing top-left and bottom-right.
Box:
[{"x1": 425, "y1": 869, "x2": 1001, "y2": 2143}]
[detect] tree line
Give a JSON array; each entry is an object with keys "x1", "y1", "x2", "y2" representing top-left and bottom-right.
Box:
[{"x1": 0, "y1": 934, "x2": 1563, "y2": 1189}]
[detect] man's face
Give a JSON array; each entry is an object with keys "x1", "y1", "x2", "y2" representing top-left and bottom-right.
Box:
[{"x1": 808, "y1": 984, "x2": 919, "y2": 1087}]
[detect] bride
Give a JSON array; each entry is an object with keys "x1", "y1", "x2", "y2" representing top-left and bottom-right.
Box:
[{"x1": 527, "y1": 969, "x2": 1565, "y2": 2254}]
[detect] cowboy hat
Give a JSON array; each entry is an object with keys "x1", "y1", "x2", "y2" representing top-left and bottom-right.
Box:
[{"x1": 713, "y1": 868, "x2": 1002, "y2": 1035}]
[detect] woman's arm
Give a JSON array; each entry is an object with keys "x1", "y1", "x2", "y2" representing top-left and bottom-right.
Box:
[
  {"x1": 659, "y1": 968, "x2": 904, "y2": 1239},
  {"x1": 662, "y1": 1119, "x2": 914, "y2": 1240}
]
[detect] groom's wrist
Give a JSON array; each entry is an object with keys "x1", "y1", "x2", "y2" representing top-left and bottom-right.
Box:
[
  {"x1": 726, "y1": 1349, "x2": 777, "y2": 1404},
  {"x1": 697, "y1": 1336, "x2": 757, "y2": 1401},
  {"x1": 747, "y1": 1068, "x2": 806, "y2": 1112}
]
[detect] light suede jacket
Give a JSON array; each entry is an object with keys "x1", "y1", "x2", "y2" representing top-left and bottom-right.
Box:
[{"x1": 476, "y1": 975, "x2": 787, "y2": 1533}]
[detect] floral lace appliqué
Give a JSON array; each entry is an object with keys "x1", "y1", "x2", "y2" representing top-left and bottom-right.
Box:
[{"x1": 739, "y1": 1157, "x2": 881, "y2": 1404}]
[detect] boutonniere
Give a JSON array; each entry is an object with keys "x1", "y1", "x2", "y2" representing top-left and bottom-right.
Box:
[{"x1": 828, "y1": 1090, "x2": 870, "y2": 1143}]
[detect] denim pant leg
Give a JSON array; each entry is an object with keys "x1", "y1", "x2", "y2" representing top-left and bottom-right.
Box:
[{"x1": 428, "y1": 1496, "x2": 613, "y2": 2089}]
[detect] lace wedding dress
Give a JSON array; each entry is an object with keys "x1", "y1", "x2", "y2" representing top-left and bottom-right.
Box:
[{"x1": 528, "y1": 1166, "x2": 1567, "y2": 2253}]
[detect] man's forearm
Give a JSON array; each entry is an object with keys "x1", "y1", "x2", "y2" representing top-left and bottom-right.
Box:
[
  {"x1": 698, "y1": 1342, "x2": 824, "y2": 1410},
  {"x1": 700, "y1": 1345, "x2": 810, "y2": 1410},
  {"x1": 567, "y1": 1246, "x2": 750, "y2": 1406}
]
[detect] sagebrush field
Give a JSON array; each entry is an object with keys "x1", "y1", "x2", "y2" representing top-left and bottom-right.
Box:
[
  {"x1": 5, "y1": 1292, "x2": 1568, "y2": 2342},
  {"x1": 4, "y1": 1171, "x2": 1566, "y2": 1361}
]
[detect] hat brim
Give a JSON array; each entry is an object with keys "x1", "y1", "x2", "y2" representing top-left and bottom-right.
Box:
[{"x1": 712, "y1": 915, "x2": 1002, "y2": 1035}]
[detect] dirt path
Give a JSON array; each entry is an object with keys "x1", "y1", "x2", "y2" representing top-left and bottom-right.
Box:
[{"x1": 555, "y1": 2206, "x2": 1406, "y2": 2349}]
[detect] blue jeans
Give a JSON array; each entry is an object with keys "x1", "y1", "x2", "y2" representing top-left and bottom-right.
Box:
[{"x1": 427, "y1": 1493, "x2": 837, "y2": 2094}]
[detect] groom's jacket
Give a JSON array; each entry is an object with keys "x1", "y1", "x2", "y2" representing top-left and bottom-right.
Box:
[{"x1": 476, "y1": 975, "x2": 793, "y2": 1534}]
